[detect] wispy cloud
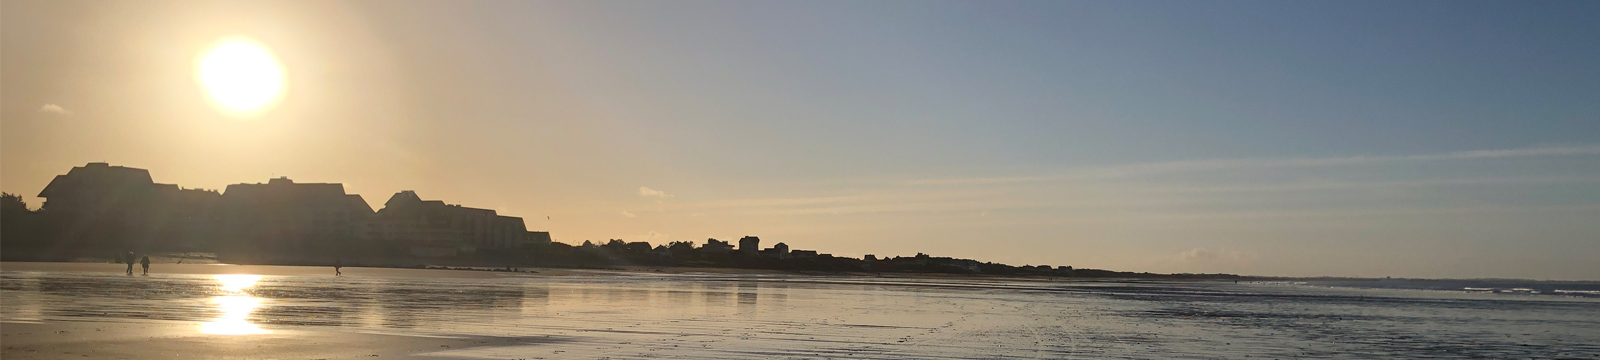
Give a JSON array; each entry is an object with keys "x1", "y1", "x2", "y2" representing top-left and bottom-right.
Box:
[
  {"x1": 638, "y1": 186, "x2": 673, "y2": 199},
  {"x1": 1119, "y1": 175, "x2": 1600, "y2": 194},
  {"x1": 911, "y1": 145, "x2": 1600, "y2": 186},
  {"x1": 38, "y1": 104, "x2": 72, "y2": 115},
  {"x1": 1109, "y1": 203, "x2": 1600, "y2": 222},
  {"x1": 620, "y1": 210, "x2": 637, "y2": 218}
]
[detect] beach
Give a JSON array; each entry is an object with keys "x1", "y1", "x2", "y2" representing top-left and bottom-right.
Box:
[{"x1": 4, "y1": 262, "x2": 1598, "y2": 359}]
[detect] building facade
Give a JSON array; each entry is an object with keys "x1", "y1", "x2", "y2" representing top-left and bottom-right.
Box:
[
  {"x1": 215, "y1": 177, "x2": 374, "y2": 262},
  {"x1": 702, "y1": 238, "x2": 734, "y2": 254},
  {"x1": 738, "y1": 236, "x2": 761, "y2": 255},
  {"x1": 369, "y1": 190, "x2": 539, "y2": 257},
  {"x1": 32, "y1": 163, "x2": 221, "y2": 257}
]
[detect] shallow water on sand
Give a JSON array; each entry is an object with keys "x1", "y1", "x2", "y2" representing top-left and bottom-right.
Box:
[{"x1": 4, "y1": 269, "x2": 1599, "y2": 359}]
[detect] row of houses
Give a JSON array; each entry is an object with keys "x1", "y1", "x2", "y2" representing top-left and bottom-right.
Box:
[
  {"x1": 32, "y1": 162, "x2": 549, "y2": 260},
  {"x1": 734, "y1": 236, "x2": 822, "y2": 260}
]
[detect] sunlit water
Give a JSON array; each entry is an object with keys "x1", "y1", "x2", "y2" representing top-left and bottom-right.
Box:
[{"x1": 3, "y1": 271, "x2": 1598, "y2": 359}]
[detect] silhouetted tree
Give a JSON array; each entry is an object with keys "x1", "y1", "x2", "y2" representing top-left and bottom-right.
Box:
[
  {"x1": 623, "y1": 241, "x2": 653, "y2": 255},
  {"x1": 667, "y1": 241, "x2": 697, "y2": 260},
  {"x1": 1, "y1": 193, "x2": 45, "y2": 260},
  {"x1": 1, "y1": 192, "x2": 28, "y2": 214}
]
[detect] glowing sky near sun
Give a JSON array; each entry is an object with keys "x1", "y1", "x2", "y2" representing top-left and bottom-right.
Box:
[{"x1": 196, "y1": 37, "x2": 286, "y2": 117}]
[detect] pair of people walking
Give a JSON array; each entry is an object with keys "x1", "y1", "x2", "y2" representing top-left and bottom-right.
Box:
[{"x1": 121, "y1": 252, "x2": 149, "y2": 275}]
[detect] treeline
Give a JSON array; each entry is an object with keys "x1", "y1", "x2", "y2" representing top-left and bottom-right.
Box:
[{"x1": 493, "y1": 238, "x2": 1243, "y2": 279}]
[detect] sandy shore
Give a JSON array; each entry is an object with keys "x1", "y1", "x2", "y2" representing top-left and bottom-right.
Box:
[
  {"x1": 0, "y1": 261, "x2": 1193, "y2": 360},
  {"x1": 1, "y1": 321, "x2": 553, "y2": 360},
  {"x1": 6, "y1": 261, "x2": 1595, "y2": 359},
  {"x1": 0, "y1": 262, "x2": 574, "y2": 359},
  {"x1": 0, "y1": 262, "x2": 834, "y2": 359}
]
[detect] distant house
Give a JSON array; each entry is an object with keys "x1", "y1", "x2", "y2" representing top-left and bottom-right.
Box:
[
  {"x1": 702, "y1": 238, "x2": 734, "y2": 254},
  {"x1": 760, "y1": 242, "x2": 791, "y2": 259},
  {"x1": 791, "y1": 250, "x2": 818, "y2": 260},
  {"x1": 738, "y1": 236, "x2": 760, "y2": 255}
]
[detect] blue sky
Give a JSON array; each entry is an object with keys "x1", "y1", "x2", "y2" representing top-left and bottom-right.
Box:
[{"x1": 4, "y1": 0, "x2": 1598, "y2": 279}]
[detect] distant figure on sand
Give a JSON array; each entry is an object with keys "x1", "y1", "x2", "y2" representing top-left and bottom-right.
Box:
[
  {"x1": 140, "y1": 256, "x2": 151, "y2": 275},
  {"x1": 334, "y1": 258, "x2": 343, "y2": 276},
  {"x1": 124, "y1": 252, "x2": 135, "y2": 275}
]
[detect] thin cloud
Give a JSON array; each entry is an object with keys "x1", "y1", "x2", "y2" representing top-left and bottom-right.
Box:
[
  {"x1": 911, "y1": 145, "x2": 1600, "y2": 186},
  {"x1": 1120, "y1": 175, "x2": 1600, "y2": 194},
  {"x1": 620, "y1": 210, "x2": 637, "y2": 218},
  {"x1": 638, "y1": 186, "x2": 673, "y2": 199},
  {"x1": 38, "y1": 104, "x2": 72, "y2": 115}
]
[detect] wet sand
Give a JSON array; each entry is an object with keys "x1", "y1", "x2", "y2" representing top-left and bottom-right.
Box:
[
  {"x1": 5, "y1": 262, "x2": 1598, "y2": 359},
  {"x1": 1, "y1": 322, "x2": 550, "y2": 360}
]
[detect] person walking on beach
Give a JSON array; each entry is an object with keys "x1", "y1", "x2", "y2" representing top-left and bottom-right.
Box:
[
  {"x1": 124, "y1": 252, "x2": 135, "y2": 275},
  {"x1": 334, "y1": 258, "x2": 343, "y2": 276},
  {"x1": 140, "y1": 255, "x2": 151, "y2": 275}
]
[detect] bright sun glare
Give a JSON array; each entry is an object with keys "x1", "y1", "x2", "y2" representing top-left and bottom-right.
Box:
[
  {"x1": 196, "y1": 37, "x2": 285, "y2": 117},
  {"x1": 203, "y1": 274, "x2": 268, "y2": 335}
]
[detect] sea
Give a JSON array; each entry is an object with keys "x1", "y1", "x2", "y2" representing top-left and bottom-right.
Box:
[{"x1": 3, "y1": 268, "x2": 1598, "y2": 359}]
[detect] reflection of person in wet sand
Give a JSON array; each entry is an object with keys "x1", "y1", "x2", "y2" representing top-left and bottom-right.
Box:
[
  {"x1": 334, "y1": 258, "x2": 343, "y2": 276},
  {"x1": 124, "y1": 252, "x2": 135, "y2": 275},
  {"x1": 140, "y1": 256, "x2": 150, "y2": 275}
]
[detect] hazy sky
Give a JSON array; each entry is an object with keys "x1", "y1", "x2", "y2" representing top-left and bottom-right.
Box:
[{"x1": 4, "y1": 0, "x2": 1598, "y2": 280}]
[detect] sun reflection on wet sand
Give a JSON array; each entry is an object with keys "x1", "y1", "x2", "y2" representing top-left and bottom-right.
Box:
[
  {"x1": 3, "y1": 270, "x2": 1598, "y2": 358},
  {"x1": 201, "y1": 274, "x2": 268, "y2": 335}
]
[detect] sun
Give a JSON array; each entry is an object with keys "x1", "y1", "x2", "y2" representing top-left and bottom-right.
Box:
[{"x1": 196, "y1": 37, "x2": 286, "y2": 117}]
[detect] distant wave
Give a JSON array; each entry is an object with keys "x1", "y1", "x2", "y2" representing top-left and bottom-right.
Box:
[
  {"x1": 1294, "y1": 279, "x2": 1600, "y2": 298},
  {"x1": 1553, "y1": 289, "x2": 1600, "y2": 295}
]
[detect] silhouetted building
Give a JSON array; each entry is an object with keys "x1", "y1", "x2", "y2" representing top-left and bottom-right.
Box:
[
  {"x1": 33, "y1": 163, "x2": 220, "y2": 255},
  {"x1": 368, "y1": 190, "x2": 463, "y2": 257},
  {"x1": 702, "y1": 238, "x2": 733, "y2": 254},
  {"x1": 526, "y1": 231, "x2": 552, "y2": 245},
  {"x1": 791, "y1": 250, "x2": 818, "y2": 260},
  {"x1": 37, "y1": 162, "x2": 159, "y2": 213},
  {"x1": 216, "y1": 177, "x2": 373, "y2": 262},
  {"x1": 485, "y1": 214, "x2": 527, "y2": 251},
  {"x1": 760, "y1": 242, "x2": 791, "y2": 259},
  {"x1": 370, "y1": 191, "x2": 538, "y2": 257},
  {"x1": 738, "y1": 236, "x2": 760, "y2": 255},
  {"x1": 149, "y1": 184, "x2": 224, "y2": 250}
]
